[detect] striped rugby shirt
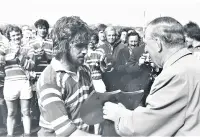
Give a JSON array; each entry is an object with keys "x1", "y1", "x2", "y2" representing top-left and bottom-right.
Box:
[
  {"x1": 27, "y1": 37, "x2": 53, "y2": 78},
  {"x1": 85, "y1": 47, "x2": 105, "y2": 80},
  {"x1": 4, "y1": 42, "x2": 34, "y2": 81},
  {"x1": 36, "y1": 58, "x2": 94, "y2": 136},
  {"x1": 0, "y1": 67, "x2": 5, "y2": 87},
  {"x1": 0, "y1": 41, "x2": 7, "y2": 87}
]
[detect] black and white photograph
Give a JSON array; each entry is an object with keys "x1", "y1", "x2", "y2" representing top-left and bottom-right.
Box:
[{"x1": 0, "y1": 0, "x2": 200, "y2": 136}]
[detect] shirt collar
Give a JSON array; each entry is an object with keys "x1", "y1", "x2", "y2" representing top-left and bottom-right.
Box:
[
  {"x1": 163, "y1": 48, "x2": 192, "y2": 69},
  {"x1": 51, "y1": 58, "x2": 80, "y2": 82}
]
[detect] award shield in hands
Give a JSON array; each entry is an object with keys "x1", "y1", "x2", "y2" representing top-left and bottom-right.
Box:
[{"x1": 80, "y1": 89, "x2": 144, "y2": 136}]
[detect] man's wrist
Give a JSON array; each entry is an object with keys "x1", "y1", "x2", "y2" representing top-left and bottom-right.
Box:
[
  {"x1": 116, "y1": 117, "x2": 121, "y2": 131},
  {"x1": 115, "y1": 116, "x2": 122, "y2": 135}
]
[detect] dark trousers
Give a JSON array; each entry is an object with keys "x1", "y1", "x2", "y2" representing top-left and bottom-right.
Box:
[{"x1": 30, "y1": 91, "x2": 40, "y2": 125}]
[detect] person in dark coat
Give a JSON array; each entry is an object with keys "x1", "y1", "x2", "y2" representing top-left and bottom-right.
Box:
[
  {"x1": 99, "y1": 26, "x2": 127, "y2": 91},
  {"x1": 114, "y1": 32, "x2": 152, "y2": 92}
]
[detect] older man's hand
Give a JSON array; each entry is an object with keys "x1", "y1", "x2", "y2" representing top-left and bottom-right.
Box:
[{"x1": 103, "y1": 102, "x2": 132, "y2": 123}]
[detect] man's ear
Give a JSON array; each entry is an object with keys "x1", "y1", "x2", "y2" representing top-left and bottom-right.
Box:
[{"x1": 154, "y1": 37, "x2": 162, "y2": 53}]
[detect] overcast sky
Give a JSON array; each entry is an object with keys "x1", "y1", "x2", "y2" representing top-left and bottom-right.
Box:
[{"x1": 0, "y1": 0, "x2": 200, "y2": 27}]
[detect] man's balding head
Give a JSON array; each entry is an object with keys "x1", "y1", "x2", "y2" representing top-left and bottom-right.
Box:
[
  {"x1": 146, "y1": 17, "x2": 185, "y2": 48},
  {"x1": 144, "y1": 17, "x2": 186, "y2": 68}
]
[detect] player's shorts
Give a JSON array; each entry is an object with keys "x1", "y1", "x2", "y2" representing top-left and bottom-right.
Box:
[{"x1": 3, "y1": 80, "x2": 32, "y2": 100}]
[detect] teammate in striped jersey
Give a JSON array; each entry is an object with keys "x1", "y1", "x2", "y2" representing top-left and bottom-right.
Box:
[
  {"x1": 37, "y1": 16, "x2": 101, "y2": 137},
  {"x1": 85, "y1": 34, "x2": 108, "y2": 135},
  {"x1": 0, "y1": 34, "x2": 8, "y2": 131},
  {"x1": 26, "y1": 19, "x2": 53, "y2": 126},
  {"x1": 85, "y1": 34, "x2": 106, "y2": 93},
  {"x1": 4, "y1": 25, "x2": 34, "y2": 137},
  {"x1": 27, "y1": 38, "x2": 53, "y2": 82},
  {"x1": 27, "y1": 19, "x2": 53, "y2": 83}
]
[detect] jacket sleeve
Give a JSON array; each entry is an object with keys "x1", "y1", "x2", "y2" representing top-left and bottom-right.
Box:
[{"x1": 116, "y1": 72, "x2": 188, "y2": 136}]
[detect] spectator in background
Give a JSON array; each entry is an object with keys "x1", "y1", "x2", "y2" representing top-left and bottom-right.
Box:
[
  {"x1": 184, "y1": 22, "x2": 200, "y2": 59},
  {"x1": 47, "y1": 27, "x2": 53, "y2": 39},
  {"x1": 22, "y1": 25, "x2": 30, "y2": 33},
  {"x1": 184, "y1": 21, "x2": 200, "y2": 48},
  {"x1": 127, "y1": 28, "x2": 137, "y2": 34},
  {"x1": 85, "y1": 34, "x2": 107, "y2": 134},
  {"x1": 85, "y1": 34, "x2": 106, "y2": 93},
  {"x1": 186, "y1": 28, "x2": 200, "y2": 50},
  {"x1": 96, "y1": 24, "x2": 107, "y2": 48},
  {"x1": 91, "y1": 25, "x2": 119, "y2": 92},
  {"x1": 114, "y1": 31, "x2": 153, "y2": 94},
  {"x1": 186, "y1": 28, "x2": 200, "y2": 59},
  {"x1": 31, "y1": 30, "x2": 36, "y2": 39},
  {"x1": 4, "y1": 25, "x2": 34, "y2": 137},
  {"x1": 119, "y1": 28, "x2": 128, "y2": 44},
  {"x1": 22, "y1": 29, "x2": 33, "y2": 45},
  {"x1": 27, "y1": 19, "x2": 53, "y2": 126},
  {"x1": 127, "y1": 31, "x2": 141, "y2": 54},
  {"x1": 100, "y1": 26, "x2": 126, "y2": 91},
  {"x1": 0, "y1": 29, "x2": 7, "y2": 134},
  {"x1": 0, "y1": 29, "x2": 9, "y2": 46},
  {"x1": 28, "y1": 19, "x2": 53, "y2": 77}
]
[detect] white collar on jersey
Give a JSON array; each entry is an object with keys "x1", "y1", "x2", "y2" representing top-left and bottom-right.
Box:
[{"x1": 51, "y1": 57, "x2": 80, "y2": 82}]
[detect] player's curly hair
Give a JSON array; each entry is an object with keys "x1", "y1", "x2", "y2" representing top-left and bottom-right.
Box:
[{"x1": 52, "y1": 16, "x2": 92, "y2": 60}]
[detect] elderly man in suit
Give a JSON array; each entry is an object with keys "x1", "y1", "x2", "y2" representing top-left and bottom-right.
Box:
[{"x1": 103, "y1": 17, "x2": 200, "y2": 136}]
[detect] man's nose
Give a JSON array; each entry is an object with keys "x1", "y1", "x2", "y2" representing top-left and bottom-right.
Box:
[{"x1": 82, "y1": 48, "x2": 88, "y2": 54}]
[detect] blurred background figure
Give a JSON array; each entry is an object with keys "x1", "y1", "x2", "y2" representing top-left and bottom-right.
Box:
[
  {"x1": 184, "y1": 21, "x2": 200, "y2": 59},
  {"x1": 31, "y1": 30, "x2": 36, "y2": 39},
  {"x1": 0, "y1": 29, "x2": 9, "y2": 47},
  {"x1": 96, "y1": 24, "x2": 107, "y2": 48},
  {"x1": 184, "y1": 21, "x2": 200, "y2": 48},
  {"x1": 85, "y1": 34, "x2": 106, "y2": 93},
  {"x1": 4, "y1": 25, "x2": 34, "y2": 137},
  {"x1": 128, "y1": 28, "x2": 137, "y2": 34},
  {"x1": 22, "y1": 29, "x2": 33, "y2": 45},
  {"x1": 47, "y1": 27, "x2": 53, "y2": 39},
  {"x1": 21, "y1": 25, "x2": 30, "y2": 33},
  {"x1": 119, "y1": 28, "x2": 128, "y2": 44},
  {"x1": 27, "y1": 19, "x2": 53, "y2": 128},
  {"x1": 0, "y1": 29, "x2": 7, "y2": 135},
  {"x1": 127, "y1": 31, "x2": 140, "y2": 51}
]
